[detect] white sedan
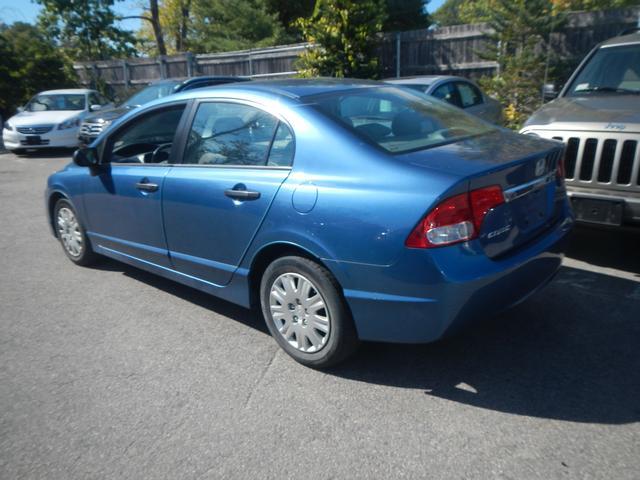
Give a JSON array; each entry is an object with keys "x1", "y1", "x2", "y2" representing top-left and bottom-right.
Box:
[{"x1": 2, "y1": 89, "x2": 112, "y2": 153}]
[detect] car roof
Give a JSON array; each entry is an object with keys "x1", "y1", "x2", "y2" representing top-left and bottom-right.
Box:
[
  {"x1": 600, "y1": 31, "x2": 640, "y2": 48},
  {"x1": 177, "y1": 77, "x2": 384, "y2": 100},
  {"x1": 37, "y1": 89, "x2": 94, "y2": 95},
  {"x1": 385, "y1": 75, "x2": 470, "y2": 85},
  {"x1": 149, "y1": 76, "x2": 249, "y2": 86}
]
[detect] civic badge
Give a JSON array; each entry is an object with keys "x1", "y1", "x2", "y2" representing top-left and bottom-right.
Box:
[{"x1": 535, "y1": 158, "x2": 546, "y2": 177}]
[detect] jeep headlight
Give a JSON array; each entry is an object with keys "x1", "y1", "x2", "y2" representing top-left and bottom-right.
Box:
[
  {"x1": 58, "y1": 118, "x2": 81, "y2": 130},
  {"x1": 3, "y1": 121, "x2": 13, "y2": 131}
]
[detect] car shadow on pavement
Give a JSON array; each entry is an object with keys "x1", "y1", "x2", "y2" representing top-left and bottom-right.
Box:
[
  {"x1": 331, "y1": 265, "x2": 640, "y2": 425},
  {"x1": 13, "y1": 148, "x2": 76, "y2": 159},
  {"x1": 89, "y1": 228, "x2": 639, "y2": 425},
  {"x1": 92, "y1": 259, "x2": 269, "y2": 335},
  {"x1": 566, "y1": 224, "x2": 640, "y2": 276}
]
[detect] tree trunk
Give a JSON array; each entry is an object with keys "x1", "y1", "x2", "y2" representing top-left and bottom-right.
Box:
[
  {"x1": 149, "y1": 0, "x2": 167, "y2": 55},
  {"x1": 176, "y1": 0, "x2": 191, "y2": 52}
]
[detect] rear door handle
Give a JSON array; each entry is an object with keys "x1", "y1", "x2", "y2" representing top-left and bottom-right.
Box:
[
  {"x1": 135, "y1": 182, "x2": 159, "y2": 192},
  {"x1": 224, "y1": 189, "x2": 261, "y2": 200}
]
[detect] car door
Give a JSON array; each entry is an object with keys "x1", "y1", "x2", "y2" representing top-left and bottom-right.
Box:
[
  {"x1": 162, "y1": 100, "x2": 294, "y2": 286},
  {"x1": 82, "y1": 102, "x2": 187, "y2": 267}
]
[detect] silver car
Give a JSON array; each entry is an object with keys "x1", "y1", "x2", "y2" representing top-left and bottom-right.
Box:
[
  {"x1": 386, "y1": 75, "x2": 503, "y2": 124},
  {"x1": 521, "y1": 30, "x2": 640, "y2": 228}
]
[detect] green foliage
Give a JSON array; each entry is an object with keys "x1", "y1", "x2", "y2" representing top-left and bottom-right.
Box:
[
  {"x1": 384, "y1": 0, "x2": 431, "y2": 31},
  {"x1": 296, "y1": 0, "x2": 387, "y2": 79},
  {"x1": 189, "y1": 0, "x2": 285, "y2": 53},
  {"x1": 0, "y1": 22, "x2": 75, "y2": 118},
  {"x1": 266, "y1": 0, "x2": 315, "y2": 40},
  {"x1": 434, "y1": 0, "x2": 640, "y2": 26},
  {"x1": 36, "y1": 0, "x2": 137, "y2": 60},
  {"x1": 478, "y1": 0, "x2": 564, "y2": 129}
]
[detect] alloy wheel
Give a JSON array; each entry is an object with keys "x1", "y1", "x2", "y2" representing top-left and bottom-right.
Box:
[
  {"x1": 57, "y1": 207, "x2": 83, "y2": 257},
  {"x1": 269, "y1": 272, "x2": 331, "y2": 353}
]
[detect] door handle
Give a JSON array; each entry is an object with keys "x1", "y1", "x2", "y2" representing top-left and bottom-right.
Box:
[
  {"x1": 224, "y1": 188, "x2": 261, "y2": 200},
  {"x1": 135, "y1": 181, "x2": 159, "y2": 192}
]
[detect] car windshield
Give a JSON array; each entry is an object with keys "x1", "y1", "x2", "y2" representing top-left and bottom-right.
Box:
[
  {"x1": 122, "y1": 82, "x2": 180, "y2": 107},
  {"x1": 567, "y1": 43, "x2": 640, "y2": 96},
  {"x1": 26, "y1": 94, "x2": 86, "y2": 112},
  {"x1": 400, "y1": 83, "x2": 431, "y2": 94},
  {"x1": 310, "y1": 86, "x2": 493, "y2": 154}
]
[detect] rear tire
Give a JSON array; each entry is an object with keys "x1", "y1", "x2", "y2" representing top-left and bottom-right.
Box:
[
  {"x1": 54, "y1": 199, "x2": 98, "y2": 266},
  {"x1": 260, "y1": 256, "x2": 359, "y2": 368}
]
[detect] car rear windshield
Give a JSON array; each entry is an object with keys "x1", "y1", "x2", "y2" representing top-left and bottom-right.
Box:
[
  {"x1": 122, "y1": 81, "x2": 180, "y2": 107},
  {"x1": 310, "y1": 86, "x2": 494, "y2": 154},
  {"x1": 26, "y1": 94, "x2": 86, "y2": 111},
  {"x1": 566, "y1": 43, "x2": 640, "y2": 96}
]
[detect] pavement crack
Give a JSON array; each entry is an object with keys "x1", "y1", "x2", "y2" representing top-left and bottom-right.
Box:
[{"x1": 242, "y1": 348, "x2": 278, "y2": 410}]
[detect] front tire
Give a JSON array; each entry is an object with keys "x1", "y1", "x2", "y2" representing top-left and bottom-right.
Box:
[
  {"x1": 54, "y1": 199, "x2": 98, "y2": 266},
  {"x1": 260, "y1": 256, "x2": 359, "y2": 368}
]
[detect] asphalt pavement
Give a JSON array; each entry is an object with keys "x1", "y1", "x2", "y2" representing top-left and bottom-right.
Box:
[{"x1": 1, "y1": 151, "x2": 638, "y2": 479}]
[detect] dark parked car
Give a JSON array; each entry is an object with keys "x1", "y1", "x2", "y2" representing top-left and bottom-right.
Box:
[
  {"x1": 521, "y1": 30, "x2": 640, "y2": 227},
  {"x1": 78, "y1": 76, "x2": 249, "y2": 143},
  {"x1": 47, "y1": 79, "x2": 573, "y2": 367}
]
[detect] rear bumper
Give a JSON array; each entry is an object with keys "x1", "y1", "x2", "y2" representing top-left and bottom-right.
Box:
[{"x1": 329, "y1": 208, "x2": 574, "y2": 343}]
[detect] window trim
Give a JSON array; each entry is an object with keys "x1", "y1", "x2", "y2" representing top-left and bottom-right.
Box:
[
  {"x1": 100, "y1": 100, "x2": 190, "y2": 167},
  {"x1": 173, "y1": 97, "x2": 296, "y2": 170}
]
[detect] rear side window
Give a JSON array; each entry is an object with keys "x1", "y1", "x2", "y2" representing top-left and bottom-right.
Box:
[
  {"x1": 268, "y1": 123, "x2": 294, "y2": 167},
  {"x1": 184, "y1": 102, "x2": 290, "y2": 166},
  {"x1": 456, "y1": 82, "x2": 483, "y2": 108}
]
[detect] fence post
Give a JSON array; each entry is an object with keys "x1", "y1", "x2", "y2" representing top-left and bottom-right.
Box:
[
  {"x1": 248, "y1": 50, "x2": 253, "y2": 77},
  {"x1": 121, "y1": 59, "x2": 129, "y2": 88},
  {"x1": 158, "y1": 55, "x2": 167, "y2": 79},
  {"x1": 91, "y1": 64, "x2": 99, "y2": 89},
  {"x1": 186, "y1": 52, "x2": 194, "y2": 77},
  {"x1": 395, "y1": 32, "x2": 401, "y2": 78}
]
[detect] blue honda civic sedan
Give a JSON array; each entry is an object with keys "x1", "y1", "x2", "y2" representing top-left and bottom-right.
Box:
[{"x1": 46, "y1": 79, "x2": 573, "y2": 367}]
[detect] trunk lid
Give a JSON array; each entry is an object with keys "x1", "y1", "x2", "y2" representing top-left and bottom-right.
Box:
[{"x1": 398, "y1": 130, "x2": 566, "y2": 257}]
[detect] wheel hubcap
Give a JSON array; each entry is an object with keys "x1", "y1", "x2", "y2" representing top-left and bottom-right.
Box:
[
  {"x1": 269, "y1": 273, "x2": 330, "y2": 353},
  {"x1": 57, "y1": 207, "x2": 83, "y2": 257}
]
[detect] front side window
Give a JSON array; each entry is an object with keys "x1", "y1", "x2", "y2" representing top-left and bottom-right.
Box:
[
  {"x1": 89, "y1": 93, "x2": 102, "y2": 107},
  {"x1": 432, "y1": 82, "x2": 461, "y2": 107},
  {"x1": 311, "y1": 86, "x2": 494, "y2": 154},
  {"x1": 107, "y1": 105, "x2": 185, "y2": 164},
  {"x1": 456, "y1": 82, "x2": 483, "y2": 108},
  {"x1": 26, "y1": 94, "x2": 86, "y2": 112},
  {"x1": 184, "y1": 102, "x2": 286, "y2": 166},
  {"x1": 567, "y1": 43, "x2": 640, "y2": 96}
]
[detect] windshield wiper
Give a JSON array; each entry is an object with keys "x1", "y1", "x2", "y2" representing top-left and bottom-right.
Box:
[{"x1": 576, "y1": 86, "x2": 640, "y2": 95}]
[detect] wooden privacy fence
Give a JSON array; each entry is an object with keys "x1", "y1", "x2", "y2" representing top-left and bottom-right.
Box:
[{"x1": 74, "y1": 6, "x2": 640, "y2": 92}]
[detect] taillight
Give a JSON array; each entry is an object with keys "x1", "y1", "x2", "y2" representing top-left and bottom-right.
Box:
[
  {"x1": 556, "y1": 152, "x2": 565, "y2": 184},
  {"x1": 406, "y1": 186, "x2": 505, "y2": 248}
]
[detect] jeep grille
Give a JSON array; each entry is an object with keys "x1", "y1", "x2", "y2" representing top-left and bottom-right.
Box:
[{"x1": 543, "y1": 133, "x2": 640, "y2": 192}]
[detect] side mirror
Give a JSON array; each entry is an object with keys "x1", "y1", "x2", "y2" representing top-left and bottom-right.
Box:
[
  {"x1": 73, "y1": 147, "x2": 100, "y2": 167},
  {"x1": 16, "y1": 106, "x2": 24, "y2": 113},
  {"x1": 89, "y1": 104, "x2": 102, "y2": 112},
  {"x1": 542, "y1": 84, "x2": 558, "y2": 102}
]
